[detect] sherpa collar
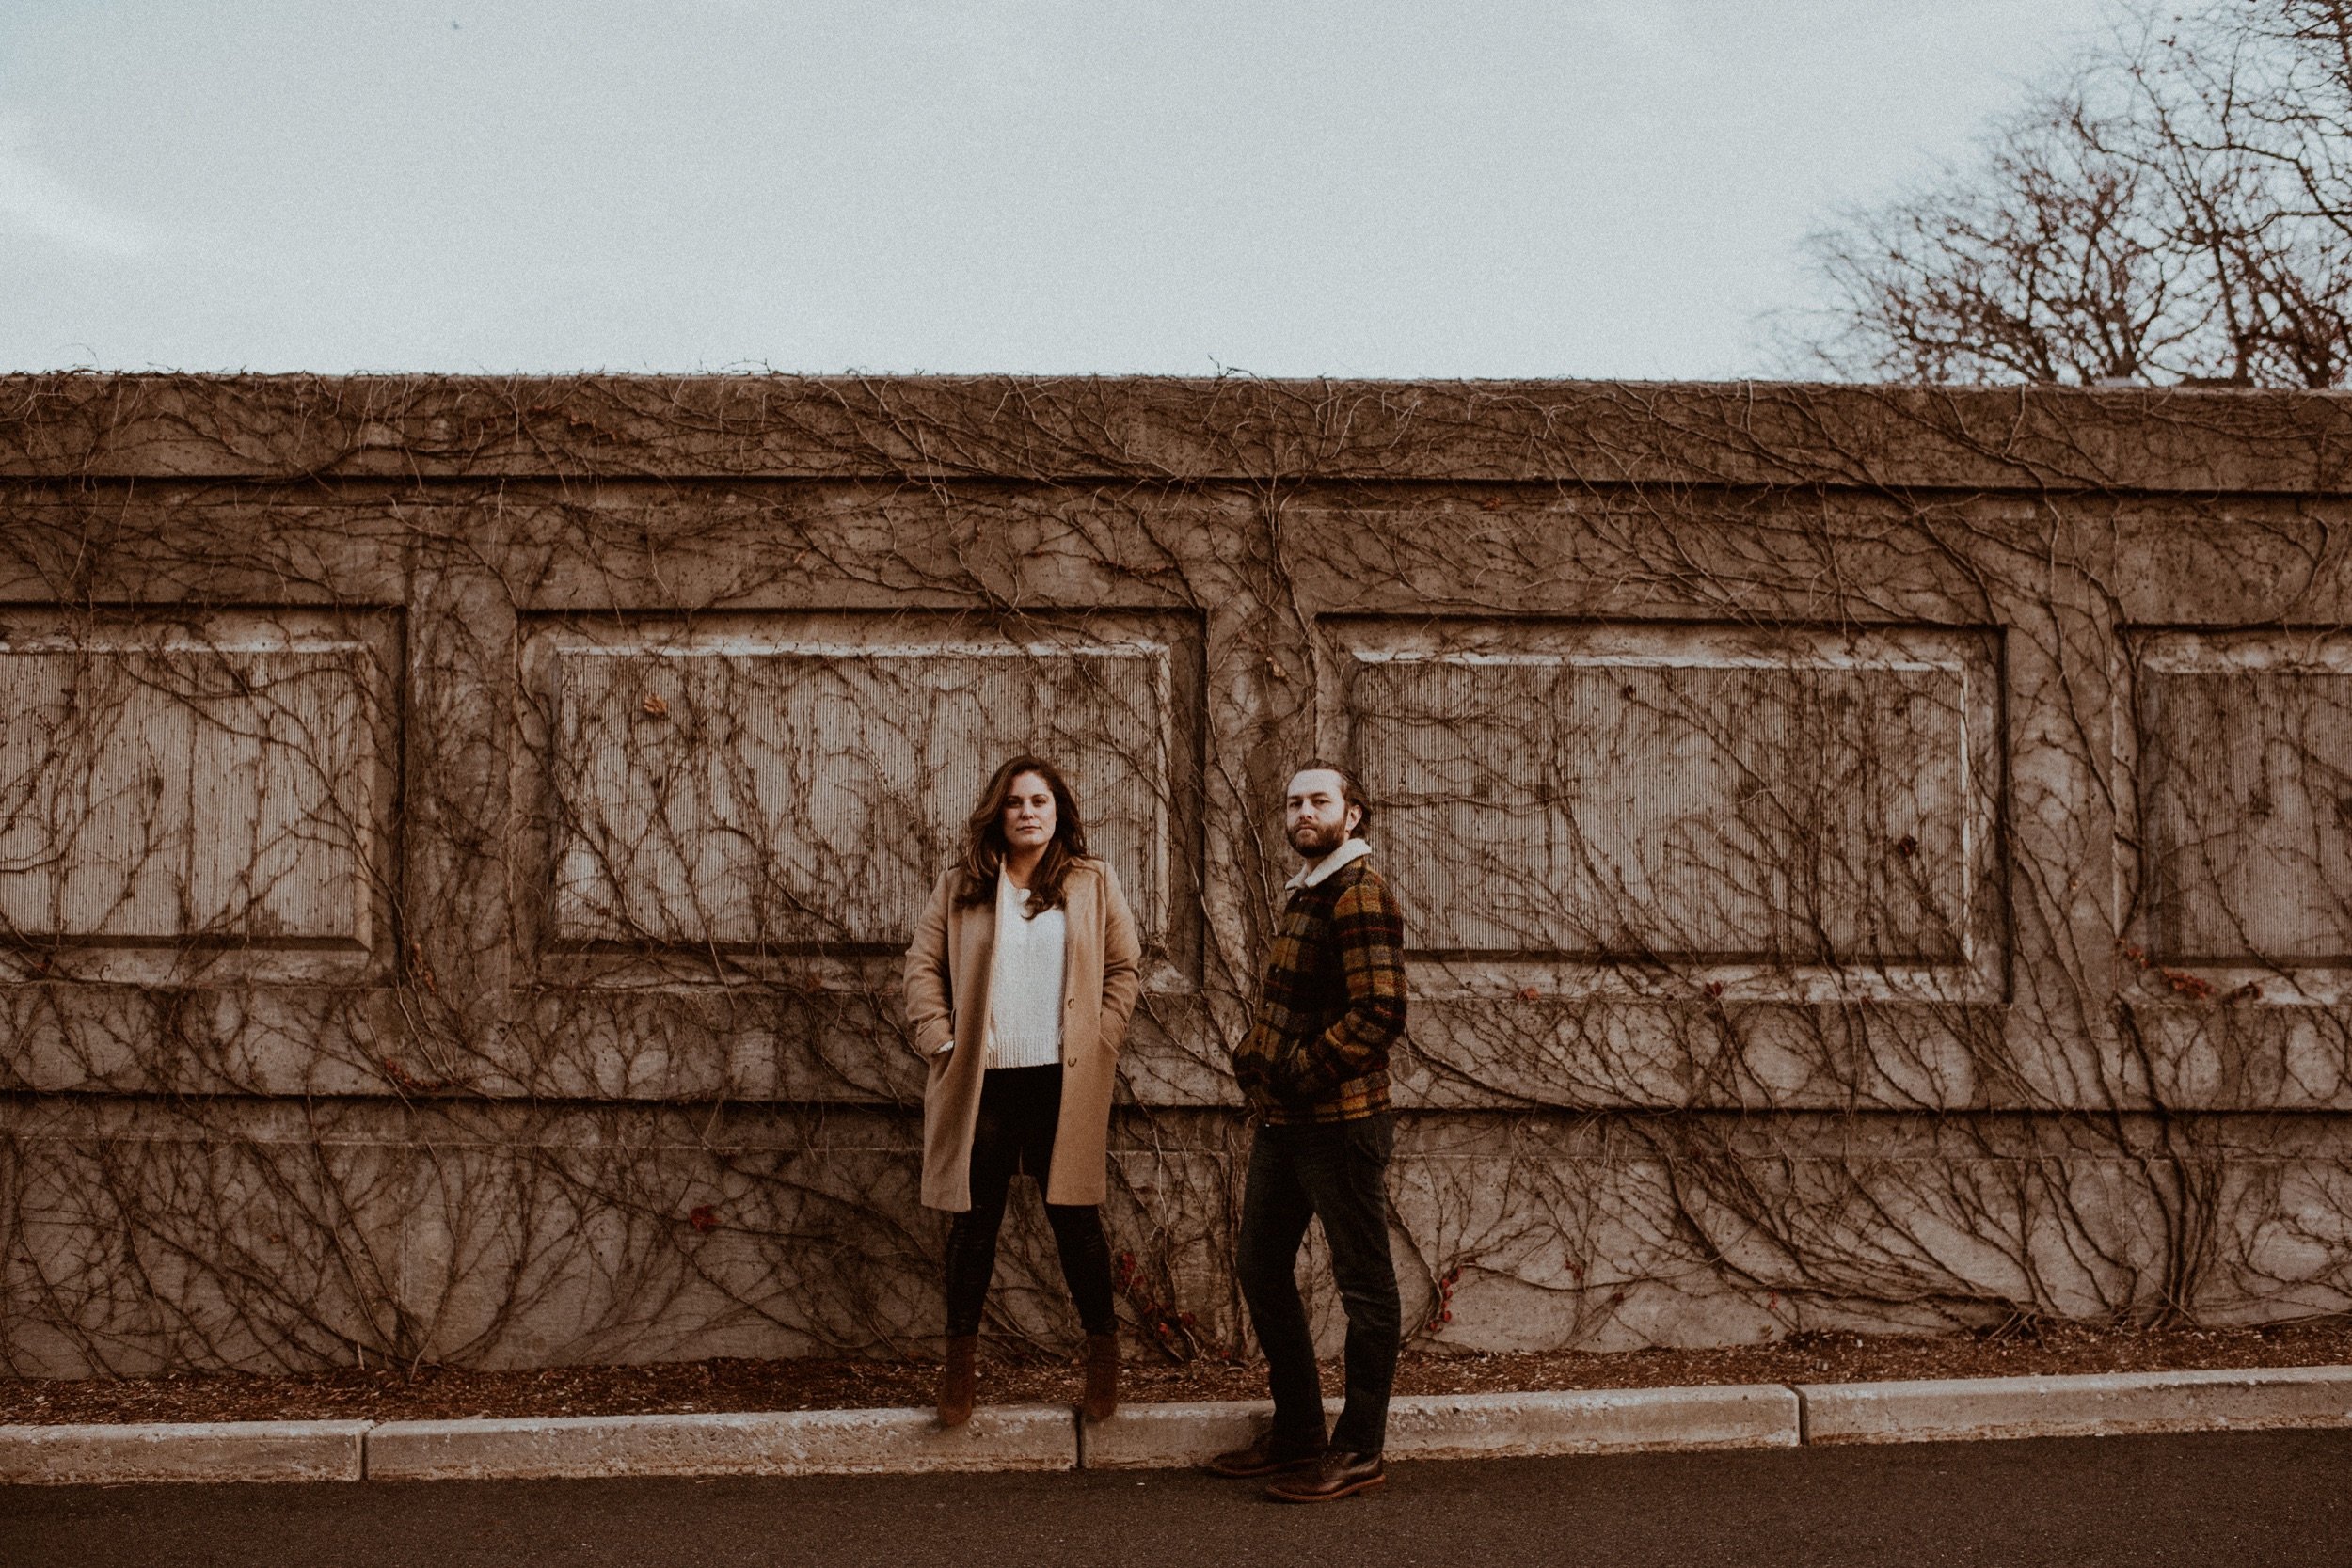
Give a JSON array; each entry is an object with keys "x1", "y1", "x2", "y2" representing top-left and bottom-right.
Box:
[{"x1": 1285, "y1": 836, "x2": 1373, "y2": 892}]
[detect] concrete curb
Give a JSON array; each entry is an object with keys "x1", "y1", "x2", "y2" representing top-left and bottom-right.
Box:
[
  {"x1": 0, "y1": 1420, "x2": 370, "y2": 1485},
  {"x1": 1385, "y1": 1384, "x2": 1801, "y2": 1460},
  {"x1": 6, "y1": 1366, "x2": 2352, "y2": 1484},
  {"x1": 1080, "y1": 1398, "x2": 1266, "y2": 1471},
  {"x1": 365, "y1": 1403, "x2": 1076, "y2": 1481},
  {"x1": 1798, "y1": 1365, "x2": 2352, "y2": 1445},
  {"x1": 1081, "y1": 1385, "x2": 1799, "y2": 1470}
]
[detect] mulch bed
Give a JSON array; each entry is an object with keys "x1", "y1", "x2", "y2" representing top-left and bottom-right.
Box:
[{"x1": 7, "y1": 1320, "x2": 2350, "y2": 1427}]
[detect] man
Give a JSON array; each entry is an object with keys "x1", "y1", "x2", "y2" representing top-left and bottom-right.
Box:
[{"x1": 1209, "y1": 762, "x2": 1408, "y2": 1503}]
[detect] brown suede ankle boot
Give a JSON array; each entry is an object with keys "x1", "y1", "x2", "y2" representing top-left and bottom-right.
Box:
[
  {"x1": 938, "y1": 1334, "x2": 978, "y2": 1428},
  {"x1": 1081, "y1": 1330, "x2": 1120, "y2": 1422}
]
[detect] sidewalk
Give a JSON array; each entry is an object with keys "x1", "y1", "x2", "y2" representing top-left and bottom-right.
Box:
[{"x1": 8, "y1": 1366, "x2": 2352, "y2": 1485}]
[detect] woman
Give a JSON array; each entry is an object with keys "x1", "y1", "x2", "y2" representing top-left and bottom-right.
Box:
[{"x1": 903, "y1": 754, "x2": 1143, "y2": 1427}]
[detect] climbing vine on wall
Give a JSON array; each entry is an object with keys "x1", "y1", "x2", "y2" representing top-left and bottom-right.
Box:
[{"x1": 2, "y1": 373, "x2": 2351, "y2": 1377}]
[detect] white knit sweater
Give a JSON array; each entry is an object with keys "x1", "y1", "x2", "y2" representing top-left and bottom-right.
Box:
[{"x1": 984, "y1": 872, "x2": 1067, "y2": 1069}]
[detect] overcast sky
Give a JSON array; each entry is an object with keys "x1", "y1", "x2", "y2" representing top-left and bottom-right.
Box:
[{"x1": 3, "y1": 1, "x2": 2113, "y2": 379}]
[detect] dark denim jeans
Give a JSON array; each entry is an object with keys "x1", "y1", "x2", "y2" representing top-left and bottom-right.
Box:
[{"x1": 1235, "y1": 1113, "x2": 1399, "y2": 1456}]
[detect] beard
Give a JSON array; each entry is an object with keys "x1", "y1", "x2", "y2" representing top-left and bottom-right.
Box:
[{"x1": 1288, "y1": 819, "x2": 1347, "y2": 859}]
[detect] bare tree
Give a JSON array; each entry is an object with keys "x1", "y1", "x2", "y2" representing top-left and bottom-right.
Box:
[{"x1": 1794, "y1": 1, "x2": 2352, "y2": 388}]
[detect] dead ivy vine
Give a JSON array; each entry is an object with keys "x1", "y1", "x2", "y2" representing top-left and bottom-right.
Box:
[{"x1": 0, "y1": 373, "x2": 2347, "y2": 1377}]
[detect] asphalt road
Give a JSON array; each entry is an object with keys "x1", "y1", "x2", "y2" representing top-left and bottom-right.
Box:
[{"x1": 6, "y1": 1429, "x2": 2349, "y2": 1568}]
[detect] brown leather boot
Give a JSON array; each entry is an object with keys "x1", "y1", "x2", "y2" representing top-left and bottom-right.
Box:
[
  {"x1": 1205, "y1": 1428, "x2": 1323, "y2": 1479},
  {"x1": 1081, "y1": 1330, "x2": 1120, "y2": 1422},
  {"x1": 1264, "y1": 1449, "x2": 1387, "y2": 1503},
  {"x1": 937, "y1": 1334, "x2": 978, "y2": 1428}
]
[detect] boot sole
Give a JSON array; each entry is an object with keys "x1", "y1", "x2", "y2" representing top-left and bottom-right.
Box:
[{"x1": 1264, "y1": 1472, "x2": 1388, "y2": 1503}]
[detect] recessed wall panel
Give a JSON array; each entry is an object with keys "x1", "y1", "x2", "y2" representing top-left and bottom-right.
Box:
[
  {"x1": 536, "y1": 614, "x2": 1184, "y2": 953},
  {"x1": 0, "y1": 611, "x2": 389, "y2": 971},
  {"x1": 1343, "y1": 621, "x2": 2000, "y2": 975},
  {"x1": 2137, "y1": 631, "x2": 2352, "y2": 966}
]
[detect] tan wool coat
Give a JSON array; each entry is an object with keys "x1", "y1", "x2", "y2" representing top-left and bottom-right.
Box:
[{"x1": 902, "y1": 856, "x2": 1143, "y2": 1211}]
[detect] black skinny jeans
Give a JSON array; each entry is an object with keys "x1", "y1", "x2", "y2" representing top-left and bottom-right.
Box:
[
  {"x1": 944, "y1": 1064, "x2": 1117, "y2": 1338},
  {"x1": 1235, "y1": 1112, "x2": 1400, "y2": 1456}
]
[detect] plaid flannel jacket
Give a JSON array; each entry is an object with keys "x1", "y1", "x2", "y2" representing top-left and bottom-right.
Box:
[{"x1": 1232, "y1": 855, "x2": 1408, "y2": 1124}]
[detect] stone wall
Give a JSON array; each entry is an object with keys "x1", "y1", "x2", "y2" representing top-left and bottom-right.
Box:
[{"x1": 6, "y1": 374, "x2": 2352, "y2": 1374}]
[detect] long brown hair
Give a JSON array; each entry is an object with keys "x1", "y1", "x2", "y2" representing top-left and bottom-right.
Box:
[{"x1": 955, "y1": 754, "x2": 1089, "y2": 916}]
